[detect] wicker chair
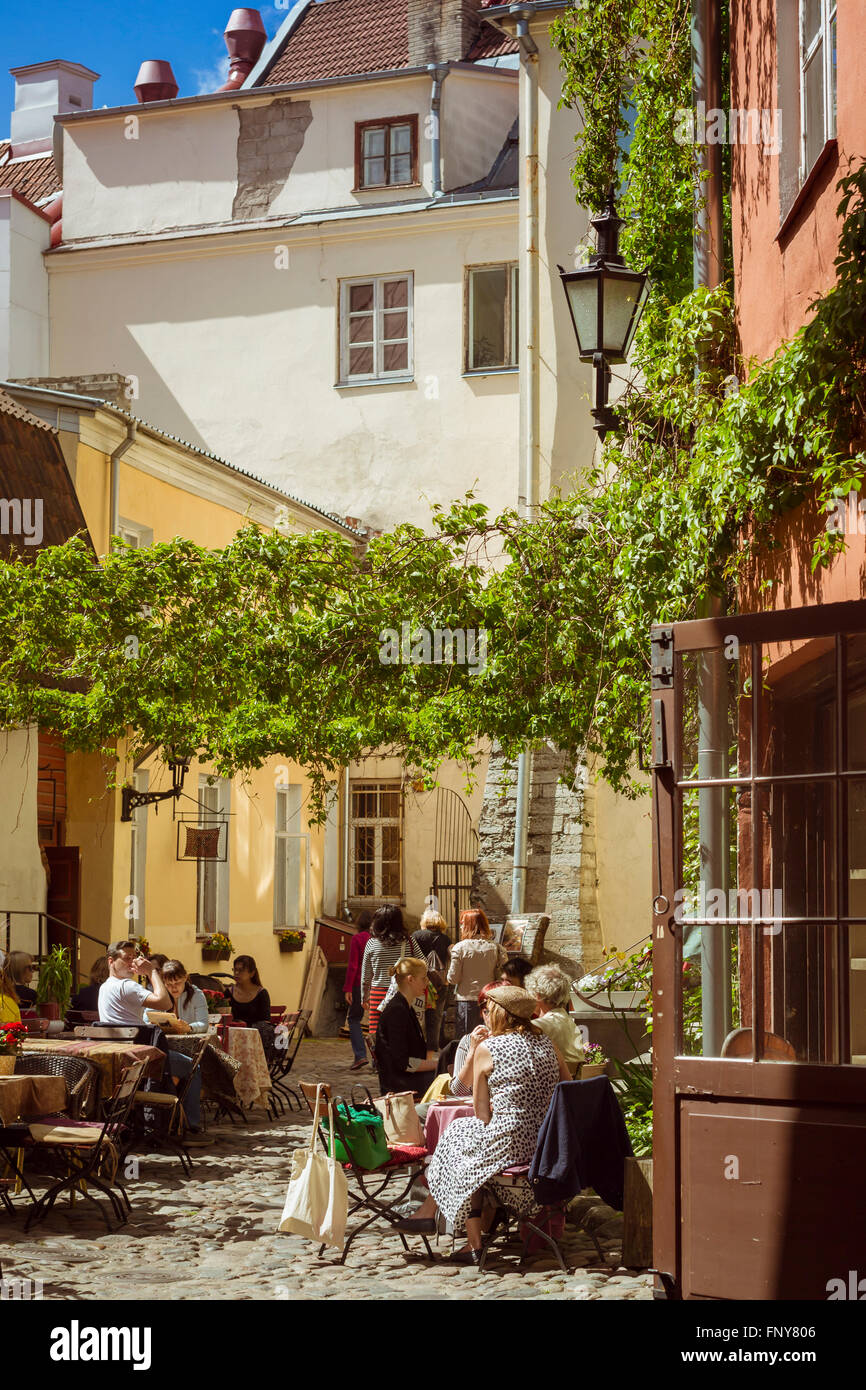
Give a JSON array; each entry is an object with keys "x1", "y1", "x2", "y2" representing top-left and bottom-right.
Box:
[{"x1": 13, "y1": 1053, "x2": 98, "y2": 1120}]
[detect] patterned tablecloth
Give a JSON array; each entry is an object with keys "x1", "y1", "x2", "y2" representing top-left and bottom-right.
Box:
[
  {"x1": 20, "y1": 1039, "x2": 164, "y2": 1105},
  {"x1": 423, "y1": 1100, "x2": 475, "y2": 1153},
  {"x1": 224, "y1": 1028, "x2": 271, "y2": 1109},
  {"x1": 0, "y1": 1074, "x2": 67, "y2": 1125}
]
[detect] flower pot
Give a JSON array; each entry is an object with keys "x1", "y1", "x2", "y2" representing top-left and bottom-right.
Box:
[
  {"x1": 217, "y1": 950, "x2": 231, "y2": 962},
  {"x1": 580, "y1": 1061, "x2": 609, "y2": 1079},
  {"x1": 37, "y1": 1001, "x2": 61, "y2": 1021},
  {"x1": 278, "y1": 941, "x2": 303, "y2": 953},
  {"x1": 0, "y1": 1055, "x2": 16, "y2": 1076},
  {"x1": 201, "y1": 948, "x2": 219, "y2": 961}
]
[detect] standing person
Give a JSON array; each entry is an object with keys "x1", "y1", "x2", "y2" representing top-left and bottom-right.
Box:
[
  {"x1": 360, "y1": 905, "x2": 412, "y2": 1042},
  {"x1": 344, "y1": 910, "x2": 373, "y2": 1072},
  {"x1": 229, "y1": 955, "x2": 271, "y2": 1023},
  {"x1": 447, "y1": 908, "x2": 508, "y2": 1035},
  {"x1": 375, "y1": 958, "x2": 438, "y2": 1099},
  {"x1": 411, "y1": 909, "x2": 451, "y2": 1052}
]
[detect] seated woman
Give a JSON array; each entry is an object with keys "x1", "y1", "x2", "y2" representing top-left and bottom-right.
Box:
[
  {"x1": 374, "y1": 958, "x2": 437, "y2": 1100},
  {"x1": 525, "y1": 965, "x2": 586, "y2": 1077},
  {"x1": 71, "y1": 954, "x2": 110, "y2": 1014},
  {"x1": 229, "y1": 955, "x2": 271, "y2": 1024},
  {"x1": 448, "y1": 981, "x2": 500, "y2": 1098},
  {"x1": 500, "y1": 957, "x2": 532, "y2": 988},
  {"x1": 396, "y1": 985, "x2": 570, "y2": 1261},
  {"x1": 0, "y1": 959, "x2": 22, "y2": 1023},
  {"x1": 6, "y1": 951, "x2": 37, "y2": 1007},
  {"x1": 162, "y1": 959, "x2": 210, "y2": 1033}
]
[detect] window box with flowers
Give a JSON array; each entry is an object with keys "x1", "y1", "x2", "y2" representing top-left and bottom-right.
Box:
[
  {"x1": 201, "y1": 932, "x2": 233, "y2": 962},
  {"x1": 0, "y1": 1020, "x2": 25, "y2": 1075},
  {"x1": 277, "y1": 929, "x2": 306, "y2": 954}
]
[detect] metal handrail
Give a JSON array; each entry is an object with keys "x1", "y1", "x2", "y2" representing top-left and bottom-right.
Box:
[{"x1": 1, "y1": 908, "x2": 108, "y2": 982}]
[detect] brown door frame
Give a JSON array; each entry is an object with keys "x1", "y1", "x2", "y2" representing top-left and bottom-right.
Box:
[{"x1": 651, "y1": 598, "x2": 866, "y2": 1299}]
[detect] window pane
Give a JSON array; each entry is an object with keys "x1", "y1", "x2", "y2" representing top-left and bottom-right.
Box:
[
  {"x1": 363, "y1": 127, "x2": 386, "y2": 157},
  {"x1": 379, "y1": 789, "x2": 402, "y2": 818},
  {"x1": 383, "y1": 279, "x2": 408, "y2": 309},
  {"x1": 470, "y1": 267, "x2": 507, "y2": 368},
  {"x1": 510, "y1": 266, "x2": 519, "y2": 365},
  {"x1": 349, "y1": 283, "x2": 374, "y2": 312},
  {"x1": 803, "y1": 46, "x2": 825, "y2": 171},
  {"x1": 829, "y1": 11, "x2": 837, "y2": 135},
  {"x1": 761, "y1": 637, "x2": 835, "y2": 775},
  {"x1": 390, "y1": 153, "x2": 411, "y2": 184},
  {"x1": 352, "y1": 788, "x2": 377, "y2": 818},
  {"x1": 801, "y1": 0, "x2": 822, "y2": 47},
  {"x1": 679, "y1": 647, "x2": 747, "y2": 780},
  {"x1": 349, "y1": 314, "x2": 374, "y2": 344},
  {"x1": 391, "y1": 124, "x2": 412, "y2": 154},
  {"x1": 383, "y1": 341, "x2": 408, "y2": 372},
  {"x1": 363, "y1": 157, "x2": 386, "y2": 186},
  {"x1": 349, "y1": 346, "x2": 374, "y2": 376},
  {"x1": 383, "y1": 310, "x2": 408, "y2": 340}
]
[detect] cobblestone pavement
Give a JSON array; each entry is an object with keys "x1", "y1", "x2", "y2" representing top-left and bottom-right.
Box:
[{"x1": 0, "y1": 1040, "x2": 652, "y2": 1302}]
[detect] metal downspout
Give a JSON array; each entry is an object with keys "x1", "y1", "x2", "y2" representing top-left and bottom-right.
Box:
[
  {"x1": 429, "y1": 63, "x2": 449, "y2": 198},
  {"x1": 109, "y1": 421, "x2": 137, "y2": 552},
  {"x1": 512, "y1": 6, "x2": 539, "y2": 916},
  {"x1": 343, "y1": 767, "x2": 351, "y2": 914}
]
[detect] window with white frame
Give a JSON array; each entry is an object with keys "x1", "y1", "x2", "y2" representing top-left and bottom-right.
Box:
[
  {"x1": 350, "y1": 782, "x2": 402, "y2": 900},
  {"x1": 339, "y1": 274, "x2": 413, "y2": 383},
  {"x1": 800, "y1": 0, "x2": 837, "y2": 180},
  {"x1": 274, "y1": 783, "x2": 310, "y2": 927},
  {"x1": 465, "y1": 264, "x2": 519, "y2": 372},
  {"x1": 196, "y1": 776, "x2": 230, "y2": 935},
  {"x1": 116, "y1": 518, "x2": 154, "y2": 549}
]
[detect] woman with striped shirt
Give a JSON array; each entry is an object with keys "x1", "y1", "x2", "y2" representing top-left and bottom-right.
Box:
[{"x1": 361, "y1": 905, "x2": 412, "y2": 1040}]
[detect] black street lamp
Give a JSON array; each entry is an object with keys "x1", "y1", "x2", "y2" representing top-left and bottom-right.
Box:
[
  {"x1": 120, "y1": 750, "x2": 193, "y2": 821},
  {"x1": 558, "y1": 186, "x2": 649, "y2": 440}
]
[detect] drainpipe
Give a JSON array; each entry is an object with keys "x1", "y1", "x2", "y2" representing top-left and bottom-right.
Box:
[
  {"x1": 692, "y1": 0, "x2": 728, "y2": 1055},
  {"x1": 511, "y1": 6, "x2": 539, "y2": 916},
  {"x1": 109, "y1": 421, "x2": 137, "y2": 552},
  {"x1": 429, "y1": 63, "x2": 449, "y2": 198},
  {"x1": 342, "y1": 766, "x2": 351, "y2": 915}
]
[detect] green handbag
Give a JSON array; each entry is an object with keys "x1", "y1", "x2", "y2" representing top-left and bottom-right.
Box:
[{"x1": 322, "y1": 1100, "x2": 390, "y2": 1170}]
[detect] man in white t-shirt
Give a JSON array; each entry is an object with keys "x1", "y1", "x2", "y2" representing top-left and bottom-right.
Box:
[
  {"x1": 99, "y1": 941, "x2": 171, "y2": 1024},
  {"x1": 98, "y1": 941, "x2": 207, "y2": 1141}
]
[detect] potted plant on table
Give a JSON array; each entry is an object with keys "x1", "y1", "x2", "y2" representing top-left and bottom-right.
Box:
[
  {"x1": 0, "y1": 1020, "x2": 25, "y2": 1075},
  {"x1": 277, "y1": 929, "x2": 306, "y2": 953},
  {"x1": 202, "y1": 988, "x2": 230, "y2": 1022},
  {"x1": 201, "y1": 932, "x2": 234, "y2": 962},
  {"x1": 36, "y1": 945, "x2": 73, "y2": 1024}
]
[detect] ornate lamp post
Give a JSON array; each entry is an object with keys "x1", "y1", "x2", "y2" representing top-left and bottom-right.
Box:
[{"x1": 558, "y1": 187, "x2": 649, "y2": 439}]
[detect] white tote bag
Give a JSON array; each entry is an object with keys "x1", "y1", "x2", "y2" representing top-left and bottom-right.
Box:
[{"x1": 278, "y1": 1087, "x2": 348, "y2": 1250}]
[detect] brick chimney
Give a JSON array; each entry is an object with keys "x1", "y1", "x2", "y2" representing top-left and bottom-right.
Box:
[{"x1": 407, "y1": 0, "x2": 485, "y2": 66}]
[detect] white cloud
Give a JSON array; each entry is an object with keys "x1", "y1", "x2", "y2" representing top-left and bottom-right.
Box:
[{"x1": 192, "y1": 55, "x2": 231, "y2": 96}]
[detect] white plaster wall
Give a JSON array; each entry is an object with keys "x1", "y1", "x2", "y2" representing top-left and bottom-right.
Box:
[
  {"x1": 442, "y1": 68, "x2": 518, "y2": 190},
  {"x1": 8, "y1": 198, "x2": 50, "y2": 377},
  {"x1": 0, "y1": 727, "x2": 47, "y2": 956},
  {"x1": 48, "y1": 207, "x2": 520, "y2": 530},
  {"x1": 0, "y1": 199, "x2": 10, "y2": 380}
]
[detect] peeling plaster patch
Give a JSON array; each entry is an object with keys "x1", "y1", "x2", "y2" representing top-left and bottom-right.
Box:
[{"x1": 232, "y1": 99, "x2": 313, "y2": 221}]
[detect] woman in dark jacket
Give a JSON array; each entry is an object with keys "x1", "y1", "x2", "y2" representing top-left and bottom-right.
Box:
[
  {"x1": 375, "y1": 957, "x2": 437, "y2": 1098},
  {"x1": 229, "y1": 955, "x2": 271, "y2": 1023}
]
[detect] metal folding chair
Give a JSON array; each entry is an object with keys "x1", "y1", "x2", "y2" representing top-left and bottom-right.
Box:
[
  {"x1": 300, "y1": 1081, "x2": 432, "y2": 1266},
  {"x1": 268, "y1": 1010, "x2": 310, "y2": 1114}
]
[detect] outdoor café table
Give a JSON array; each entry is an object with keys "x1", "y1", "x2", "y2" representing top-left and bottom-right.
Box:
[
  {"x1": 221, "y1": 1027, "x2": 271, "y2": 1110},
  {"x1": 164, "y1": 1032, "x2": 242, "y2": 1109},
  {"x1": 20, "y1": 1038, "x2": 164, "y2": 1110},
  {"x1": 0, "y1": 1074, "x2": 67, "y2": 1125},
  {"x1": 423, "y1": 1098, "x2": 475, "y2": 1153}
]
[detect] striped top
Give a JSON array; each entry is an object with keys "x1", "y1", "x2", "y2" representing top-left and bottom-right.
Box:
[{"x1": 360, "y1": 937, "x2": 408, "y2": 998}]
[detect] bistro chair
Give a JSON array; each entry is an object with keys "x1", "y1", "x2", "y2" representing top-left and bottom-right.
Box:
[
  {"x1": 14, "y1": 1053, "x2": 99, "y2": 1120},
  {"x1": 127, "y1": 1036, "x2": 208, "y2": 1176},
  {"x1": 299, "y1": 1081, "x2": 431, "y2": 1266},
  {"x1": 22, "y1": 1061, "x2": 147, "y2": 1232},
  {"x1": 268, "y1": 1009, "x2": 310, "y2": 1115}
]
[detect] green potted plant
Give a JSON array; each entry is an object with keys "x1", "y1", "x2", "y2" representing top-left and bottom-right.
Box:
[
  {"x1": 202, "y1": 932, "x2": 233, "y2": 962},
  {"x1": 0, "y1": 1020, "x2": 25, "y2": 1075},
  {"x1": 277, "y1": 929, "x2": 306, "y2": 953},
  {"x1": 36, "y1": 945, "x2": 73, "y2": 1022},
  {"x1": 202, "y1": 988, "x2": 230, "y2": 1019}
]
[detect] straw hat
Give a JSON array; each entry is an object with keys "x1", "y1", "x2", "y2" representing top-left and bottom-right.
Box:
[{"x1": 485, "y1": 985, "x2": 538, "y2": 1021}]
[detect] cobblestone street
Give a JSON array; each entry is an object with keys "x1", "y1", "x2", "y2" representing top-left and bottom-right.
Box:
[{"x1": 1, "y1": 1040, "x2": 652, "y2": 1302}]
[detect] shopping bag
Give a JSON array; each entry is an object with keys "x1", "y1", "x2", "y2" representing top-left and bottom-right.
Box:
[
  {"x1": 322, "y1": 1100, "x2": 390, "y2": 1170},
  {"x1": 278, "y1": 1087, "x2": 347, "y2": 1249},
  {"x1": 374, "y1": 1091, "x2": 425, "y2": 1147}
]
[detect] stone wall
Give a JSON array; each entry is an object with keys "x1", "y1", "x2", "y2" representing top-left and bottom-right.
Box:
[
  {"x1": 232, "y1": 99, "x2": 313, "y2": 221},
  {"x1": 471, "y1": 744, "x2": 604, "y2": 975}
]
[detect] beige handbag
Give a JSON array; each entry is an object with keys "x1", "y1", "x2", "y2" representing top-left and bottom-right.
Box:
[{"x1": 373, "y1": 1091, "x2": 425, "y2": 1147}]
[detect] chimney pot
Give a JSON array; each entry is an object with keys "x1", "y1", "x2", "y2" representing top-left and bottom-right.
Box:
[
  {"x1": 134, "y1": 60, "x2": 179, "y2": 104},
  {"x1": 219, "y1": 9, "x2": 267, "y2": 90}
]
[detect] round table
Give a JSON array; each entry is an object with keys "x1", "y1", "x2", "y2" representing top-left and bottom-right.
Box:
[{"x1": 423, "y1": 1099, "x2": 474, "y2": 1152}]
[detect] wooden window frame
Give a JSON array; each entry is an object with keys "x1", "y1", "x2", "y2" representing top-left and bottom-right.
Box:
[
  {"x1": 338, "y1": 272, "x2": 414, "y2": 385},
  {"x1": 348, "y1": 780, "x2": 404, "y2": 904},
  {"x1": 354, "y1": 116, "x2": 419, "y2": 191},
  {"x1": 464, "y1": 263, "x2": 519, "y2": 374}
]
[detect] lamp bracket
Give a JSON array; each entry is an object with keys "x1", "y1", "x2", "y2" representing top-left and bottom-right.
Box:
[{"x1": 121, "y1": 784, "x2": 183, "y2": 823}]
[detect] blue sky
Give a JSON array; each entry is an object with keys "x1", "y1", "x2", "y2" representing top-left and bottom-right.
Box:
[{"x1": 1, "y1": 1, "x2": 291, "y2": 134}]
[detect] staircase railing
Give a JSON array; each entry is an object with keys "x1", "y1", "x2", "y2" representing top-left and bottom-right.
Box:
[{"x1": 1, "y1": 909, "x2": 108, "y2": 985}]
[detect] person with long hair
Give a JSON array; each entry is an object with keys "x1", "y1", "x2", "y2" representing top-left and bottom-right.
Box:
[
  {"x1": 447, "y1": 908, "x2": 508, "y2": 1035},
  {"x1": 344, "y1": 909, "x2": 374, "y2": 1071},
  {"x1": 70, "y1": 955, "x2": 110, "y2": 1014},
  {"x1": 0, "y1": 957, "x2": 22, "y2": 1023},
  {"x1": 229, "y1": 955, "x2": 271, "y2": 1024},
  {"x1": 162, "y1": 959, "x2": 209, "y2": 1033},
  {"x1": 6, "y1": 951, "x2": 37, "y2": 1006},
  {"x1": 360, "y1": 905, "x2": 412, "y2": 1041},
  {"x1": 396, "y1": 986, "x2": 570, "y2": 1261}
]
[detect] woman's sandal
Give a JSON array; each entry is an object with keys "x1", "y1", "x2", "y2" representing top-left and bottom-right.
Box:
[
  {"x1": 448, "y1": 1247, "x2": 483, "y2": 1266},
  {"x1": 394, "y1": 1215, "x2": 437, "y2": 1233}
]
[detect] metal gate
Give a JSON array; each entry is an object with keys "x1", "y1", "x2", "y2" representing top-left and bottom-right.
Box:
[
  {"x1": 431, "y1": 860, "x2": 476, "y2": 941},
  {"x1": 651, "y1": 598, "x2": 866, "y2": 1299}
]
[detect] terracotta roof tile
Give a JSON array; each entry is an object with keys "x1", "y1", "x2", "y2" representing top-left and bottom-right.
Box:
[
  {"x1": 465, "y1": 22, "x2": 519, "y2": 61},
  {"x1": 266, "y1": 0, "x2": 409, "y2": 84},
  {"x1": 0, "y1": 143, "x2": 61, "y2": 206}
]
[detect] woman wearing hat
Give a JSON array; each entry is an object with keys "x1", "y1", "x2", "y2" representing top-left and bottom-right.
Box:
[{"x1": 397, "y1": 984, "x2": 570, "y2": 1262}]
